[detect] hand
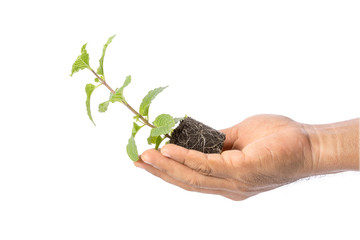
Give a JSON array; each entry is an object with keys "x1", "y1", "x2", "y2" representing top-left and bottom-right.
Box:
[{"x1": 135, "y1": 114, "x2": 358, "y2": 200}]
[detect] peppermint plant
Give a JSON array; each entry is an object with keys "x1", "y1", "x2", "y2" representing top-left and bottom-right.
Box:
[{"x1": 70, "y1": 35, "x2": 183, "y2": 161}]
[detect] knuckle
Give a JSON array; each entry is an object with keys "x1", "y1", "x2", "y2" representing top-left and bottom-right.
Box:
[
  {"x1": 220, "y1": 151, "x2": 244, "y2": 175},
  {"x1": 196, "y1": 163, "x2": 213, "y2": 176},
  {"x1": 186, "y1": 176, "x2": 201, "y2": 188},
  {"x1": 185, "y1": 150, "x2": 213, "y2": 176},
  {"x1": 194, "y1": 154, "x2": 214, "y2": 175},
  {"x1": 230, "y1": 179, "x2": 252, "y2": 193}
]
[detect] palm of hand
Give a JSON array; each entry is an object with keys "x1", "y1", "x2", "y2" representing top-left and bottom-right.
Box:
[
  {"x1": 223, "y1": 115, "x2": 314, "y2": 194},
  {"x1": 137, "y1": 114, "x2": 314, "y2": 200}
]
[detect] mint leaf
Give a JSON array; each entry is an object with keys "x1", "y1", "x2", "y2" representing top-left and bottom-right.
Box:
[
  {"x1": 131, "y1": 122, "x2": 143, "y2": 137},
  {"x1": 85, "y1": 83, "x2": 96, "y2": 126},
  {"x1": 98, "y1": 101, "x2": 110, "y2": 113},
  {"x1": 109, "y1": 75, "x2": 131, "y2": 103},
  {"x1": 126, "y1": 136, "x2": 139, "y2": 162},
  {"x1": 151, "y1": 127, "x2": 173, "y2": 137},
  {"x1": 97, "y1": 35, "x2": 116, "y2": 77},
  {"x1": 155, "y1": 136, "x2": 164, "y2": 150},
  {"x1": 133, "y1": 115, "x2": 141, "y2": 122},
  {"x1": 147, "y1": 136, "x2": 164, "y2": 149},
  {"x1": 139, "y1": 86, "x2": 167, "y2": 118},
  {"x1": 147, "y1": 136, "x2": 157, "y2": 145},
  {"x1": 150, "y1": 114, "x2": 175, "y2": 137},
  {"x1": 153, "y1": 114, "x2": 175, "y2": 128},
  {"x1": 174, "y1": 117, "x2": 185, "y2": 124},
  {"x1": 71, "y1": 43, "x2": 90, "y2": 76},
  {"x1": 99, "y1": 76, "x2": 131, "y2": 113}
]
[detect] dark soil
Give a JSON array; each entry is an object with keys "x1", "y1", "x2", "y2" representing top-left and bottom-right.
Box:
[{"x1": 170, "y1": 117, "x2": 226, "y2": 154}]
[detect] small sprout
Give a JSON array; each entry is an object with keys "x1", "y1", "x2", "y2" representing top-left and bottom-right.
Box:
[{"x1": 70, "y1": 35, "x2": 180, "y2": 161}]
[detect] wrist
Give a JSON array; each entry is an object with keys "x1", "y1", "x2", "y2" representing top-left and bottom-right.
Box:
[{"x1": 304, "y1": 119, "x2": 359, "y2": 175}]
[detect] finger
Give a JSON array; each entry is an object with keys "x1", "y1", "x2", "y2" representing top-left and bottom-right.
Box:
[
  {"x1": 160, "y1": 144, "x2": 244, "y2": 178},
  {"x1": 219, "y1": 127, "x2": 239, "y2": 151},
  {"x1": 134, "y1": 159, "x2": 246, "y2": 201},
  {"x1": 141, "y1": 149, "x2": 238, "y2": 192}
]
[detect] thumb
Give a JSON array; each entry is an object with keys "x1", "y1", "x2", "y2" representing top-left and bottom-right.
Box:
[{"x1": 219, "y1": 127, "x2": 237, "y2": 151}]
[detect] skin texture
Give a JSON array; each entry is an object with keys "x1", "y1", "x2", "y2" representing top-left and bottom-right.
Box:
[{"x1": 135, "y1": 114, "x2": 359, "y2": 201}]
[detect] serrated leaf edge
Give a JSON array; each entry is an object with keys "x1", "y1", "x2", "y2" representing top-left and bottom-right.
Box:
[{"x1": 70, "y1": 43, "x2": 90, "y2": 76}]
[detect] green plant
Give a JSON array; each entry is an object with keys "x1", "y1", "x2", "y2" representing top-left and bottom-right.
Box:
[{"x1": 70, "y1": 35, "x2": 183, "y2": 161}]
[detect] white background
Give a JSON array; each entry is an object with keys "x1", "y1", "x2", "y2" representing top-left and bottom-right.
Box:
[{"x1": 0, "y1": 0, "x2": 359, "y2": 239}]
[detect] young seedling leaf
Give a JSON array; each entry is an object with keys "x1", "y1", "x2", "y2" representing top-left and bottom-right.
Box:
[
  {"x1": 155, "y1": 136, "x2": 164, "y2": 150},
  {"x1": 98, "y1": 101, "x2": 110, "y2": 113},
  {"x1": 150, "y1": 114, "x2": 175, "y2": 137},
  {"x1": 119, "y1": 75, "x2": 131, "y2": 97},
  {"x1": 133, "y1": 115, "x2": 141, "y2": 122},
  {"x1": 174, "y1": 117, "x2": 185, "y2": 124},
  {"x1": 139, "y1": 86, "x2": 168, "y2": 118},
  {"x1": 85, "y1": 83, "x2": 96, "y2": 126},
  {"x1": 153, "y1": 114, "x2": 175, "y2": 128},
  {"x1": 147, "y1": 136, "x2": 164, "y2": 149},
  {"x1": 131, "y1": 122, "x2": 143, "y2": 137},
  {"x1": 126, "y1": 136, "x2": 139, "y2": 161},
  {"x1": 97, "y1": 35, "x2": 116, "y2": 77},
  {"x1": 70, "y1": 43, "x2": 91, "y2": 76},
  {"x1": 150, "y1": 127, "x2": 172, "y2": 137},
  {"x1": 109, "y1": 75, "x2": 131, "y2": 103},
  {"x1": 147, "y1": 136, "x2": 157, "y2": 145}
]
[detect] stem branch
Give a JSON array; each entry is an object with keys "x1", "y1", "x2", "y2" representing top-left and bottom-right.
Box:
[
  {"x1": 123, "y1": 100, "x2": 155, "y2": 128},
  {"x1": 91, "y1": 69, "x2": 115, "y2": 94},
  {"x1": 90, "y1": 68, "x2": 171, "y2": 139}
]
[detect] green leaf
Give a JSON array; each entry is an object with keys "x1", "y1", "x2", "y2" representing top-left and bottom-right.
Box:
[
  {"x1": 139, "y1": 86, "x2": 168, "y2": 118},
  {"x1": 131, "y1": 122, "x2": 143, "y2": 137},
  {"x1": 150, "y1": 114, "x2": 175, "y2": 137},
  {"x1": 97, "y1": 35, "x2": 116, "y2": 76},
  {"x1": 174, "y1": 117, "x2": 185, "y2": 124},
  {"x1": 155, "y1": 136, "x2": 164, "y2": 150},
  {"x1": 109, "y1": 75, "x2": 131, "y2": 103},
  {"x1": 98, "y1": 76, "x2": 131, "y2": 113},
  {"x1": 70, "y1": 43, "x2": 91, "y2": 76},
  {"x1": 85, "y1": 83, "x2": 96, "y2": 126},
  {"x1": 126, "y1": 136, "x2": 139, "y2": 162},
  {"x1": 98, "y1": 101, "x2": 110, "y2": 113},
  {"x1": 147, "y1": 136, "x2": 157, "y2": 145},
  {"x1": 133, "y1": 115, "x2": 141, "y2": 122},
  {"x1": 153, "y1": 114, "x2": 175, "y2": 128},
  {"x1": 150, "y1": 126, "x2": 173, "y2": 137},
  {"x1": 147, "y1": 136, "x2": 164, "y2": 149}
]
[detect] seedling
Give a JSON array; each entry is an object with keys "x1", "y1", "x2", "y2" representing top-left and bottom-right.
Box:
[{"x1": 70, "y1": 35, "x2": 225, "y2": 161}]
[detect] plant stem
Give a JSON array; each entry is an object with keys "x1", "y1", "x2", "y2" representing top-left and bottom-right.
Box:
[
  {"x1": 90, "y1": 69, "x2": 115, "y2": 94},
  {"x1": 123, "y1": 100, "x2": 155, "y2": 128},
  {"x1": 90, "y1": 68, "x2": 171, "y2": 139}
]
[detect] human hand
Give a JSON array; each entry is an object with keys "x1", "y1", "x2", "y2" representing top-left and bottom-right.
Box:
[{"x1": 135, "y1": 114, "x2": 359, "y2": 200}]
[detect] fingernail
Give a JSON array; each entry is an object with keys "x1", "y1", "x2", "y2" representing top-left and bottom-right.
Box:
[
  {"x1": 161, "y1": 149, "x2": 171, "y2": 158},
  {"x1": 141, "y1": 153, "x2": 149, "y2": 164}
]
